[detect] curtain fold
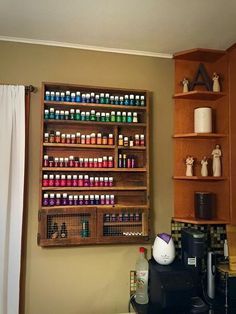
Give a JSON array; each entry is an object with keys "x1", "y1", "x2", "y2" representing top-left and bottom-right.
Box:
[{"x1": 0, "y1": 85, "x2": 25, "y2": 314}]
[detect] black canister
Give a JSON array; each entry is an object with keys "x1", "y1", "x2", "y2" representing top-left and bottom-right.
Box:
[{"x1": 195, "y1": 192, "x2": 213, "y2": 219}]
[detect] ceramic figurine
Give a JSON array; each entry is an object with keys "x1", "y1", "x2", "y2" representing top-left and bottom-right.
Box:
[
  {"x1": 182, "y1": 78, "x2": 189, "y2": 93},
  {"x1": 212, "y1": 144, "x2": 221, "y2": 176},
  {"x1": 201, "y1": 156, "x2": 208, "y2": 177},
  {"x1": 212, "y1": 72, "x2": 220, "y2": 92},
  {"x1": 185, "y1": 155, "x2": 194, "y2": 176}
]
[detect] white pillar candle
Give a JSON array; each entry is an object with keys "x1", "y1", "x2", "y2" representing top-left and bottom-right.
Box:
[{"x1": 194, "y1": 107, "x2": 212, "y2": 133}]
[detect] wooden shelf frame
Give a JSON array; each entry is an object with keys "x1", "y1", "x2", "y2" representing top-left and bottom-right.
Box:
[
  {"x1": 43, "y1": 143, "x2": 115, "y2": 149},
  {"x1": 38, "y1": 82, "x2": 151, "y2": 246},
  {"x1": 173, "y1": 48, "x2": 226, "y2": 62},
  {"x1": 173, "y1": 91, "x2": 226, "y2": 100},
  {"x1": 173, "y1": 217, "x2": 229, "y2": 225},
  {"x1": 44, "y1": 101, "x2": 147, "y2": 111},
  {"x1": 173, "y1": 48, "x2": 230, "y2": 224},
  {"x1": 173, "y1": 133, "x2": 227, "y2": 139},
  {"x1": 44, "y1": 119, "x2": 147, "y2": 127},
  {"x1": 42, "y1": 186, "x2": 147, "y2": 191},
  {"x1": 173, "y1": 176, "x2": 227, "y2": 181},
  {"x1": 41, "y1": 205, "x2": 149, "y2": 210},
  {"x1": 42, "y1": 167, "x2": 147, "y2": 172}
]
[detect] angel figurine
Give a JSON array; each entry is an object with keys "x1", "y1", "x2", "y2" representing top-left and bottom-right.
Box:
[
  {"x1": 212, "y1": 144, "x2": 222, "y2": 176},
  {"x1": 185, "y1": 155, "x2": 194, "y2": 176},
  {"x1": 182, "y1": 78, "x2": 189, "y2": 93},
  {"x1": 212, "y1": 72, "x2": 220, "y2": 92},
  {"x1": 201, "y1": 156, "x2": 208, "y2": 177}
]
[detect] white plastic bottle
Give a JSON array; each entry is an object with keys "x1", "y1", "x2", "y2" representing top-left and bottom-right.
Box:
[{"x1": 135, "y1": 247, "x2": 149, "y2": 304}]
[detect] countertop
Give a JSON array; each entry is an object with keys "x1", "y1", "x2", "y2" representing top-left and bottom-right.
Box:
[{"x1": 131, "y1": 298, "x2": 236, "y2": 314}]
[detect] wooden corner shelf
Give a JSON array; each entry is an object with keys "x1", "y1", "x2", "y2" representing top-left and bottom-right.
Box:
[
  {"x1": 173, "y1": 133, "x2": 227, "y2": 139},
  {"x1": 38, "y1": 82, "x2": 150, "y2": 247},
  {"x1": 173, "y1": 48, "x2": 230, "y2": 225},
  {"x1": 173, "y1": 91, "x2": 226, "y2": 100},
  {"x1": 173, "y1": 48, "x2": 226, "y2": 62},
  {"x1": 172, "y1": 217, "x2": 229, "y2": 225},
  {"x1": 173, "y1": 176, "x2": 227, "y2": 181}
]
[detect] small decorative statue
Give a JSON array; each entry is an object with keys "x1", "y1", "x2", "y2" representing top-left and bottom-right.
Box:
[
  {"x1": 212, "y1": 72, "x2": 220, "y2": 92},
  {"x1": 185, "y1": 155, "x2": 194, "y2": 176},
  {"x1": 201, "y1": 156, "x2": 208, "y2": 177},
  {"x1": 182, "y1": 78, "x2": 189, "y2": 93},
  {"x1": 212, "y1": 144, "x2": 222, "y2": 176}
]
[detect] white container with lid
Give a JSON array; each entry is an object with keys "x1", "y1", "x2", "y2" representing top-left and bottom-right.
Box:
[{"x1": 194, "y1": 107, "x2": 212, "y2": 133}]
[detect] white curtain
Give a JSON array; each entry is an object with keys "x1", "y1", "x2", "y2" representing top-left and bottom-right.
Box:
[{"x1": 0, "y1": 85, "x2": 25, "y2": 314}]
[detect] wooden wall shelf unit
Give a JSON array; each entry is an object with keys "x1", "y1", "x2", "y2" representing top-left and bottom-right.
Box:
[
  {"x1": 38, "y1": 82, "x2": 150, "y2": 247},
  {"x1": 173, "y1": 48, "x2": 230, "y2": 225}
]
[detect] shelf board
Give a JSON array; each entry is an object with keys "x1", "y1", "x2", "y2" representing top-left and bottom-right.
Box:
[
  {"x1": 173, "y1": 217, "x2": 229, "y2": 225},
  {"x1": 41, "y1": 205, "x2": 148, "y2": 210},
  {"x1": 118, "y1": 146, "x2": 146, "y2": 150},
  {"x1": 103, "y1": 222, "x2": 142, "y2": 226},
  {"x1": 44, "y1": 101, "x2": 147, "y2": 111},
  {"x1": 44, "y1": 120, "x2": 146, "y2": 127},
  {"x1": 42, "y1": 186, "x2": 147, "y2": 191},
  {"x1": 173, "y1": 48, "x2": 226, "y2": 62},
  {"x1": 39, "y1": 235, "x2": 150, "y2": 246},
  {"x1": 39, "y1": 237, "x2": 97, "y2": 247},
  {"x1": 43, "y1": 143, "x2": 115, "y2": 149},
  {"x1": 173, "y1": 176, "x2": 227, "y2": 181},
  {"x1": 42, "y1": 167, "x2": 147, "y2": 172},
  {"x1": 173, "y1": 133, "x2": 227, "y2": 138},
  {"x1": 173, "y1": 91, "x2": 226, "y2": 100}
]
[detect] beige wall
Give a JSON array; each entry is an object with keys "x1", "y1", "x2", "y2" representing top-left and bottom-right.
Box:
[{"x1": 0, "y1": 41, "x2": 174, "y2": 314}]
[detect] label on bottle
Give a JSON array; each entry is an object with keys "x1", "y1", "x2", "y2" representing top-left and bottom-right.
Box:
[{"x1": 136, "y1": 270, "x2": 148, "y2": 289}]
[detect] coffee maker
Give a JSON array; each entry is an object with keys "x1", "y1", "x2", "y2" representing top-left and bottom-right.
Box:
[
  {"x1": 181, "y1": 228, "x2": 205, "y2": 273},
  {"x1": 149, "y1": 228, "x2": 209, "y2": 312}
]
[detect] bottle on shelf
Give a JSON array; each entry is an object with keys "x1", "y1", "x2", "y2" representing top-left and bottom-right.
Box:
[{"x1": 135, "y1": 247, "x2": 149, "y2": 304}]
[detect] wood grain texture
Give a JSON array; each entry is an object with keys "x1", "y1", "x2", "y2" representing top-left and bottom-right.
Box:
[
  {"x1": 173, "y1": 51, "x2": 230, "y2": 223},
  {"x1": 39, "y1": 83, "x2": 150, "y2": 246}
]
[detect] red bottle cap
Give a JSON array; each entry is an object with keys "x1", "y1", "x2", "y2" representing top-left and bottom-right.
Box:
[{"x1": 139, "y1": 247, "x2": 145, "y2": 253}]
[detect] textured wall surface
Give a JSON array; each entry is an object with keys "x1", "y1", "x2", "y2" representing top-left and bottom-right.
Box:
[{"x1": 0, "y1": 41, "x2": 173, "y2": 314}]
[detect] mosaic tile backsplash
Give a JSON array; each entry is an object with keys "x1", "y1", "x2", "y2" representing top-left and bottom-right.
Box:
[{"x1": 171, "y1": 220, "x2": 226, "y2": 258}]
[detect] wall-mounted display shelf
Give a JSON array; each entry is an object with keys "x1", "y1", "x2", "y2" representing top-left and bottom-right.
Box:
[
  {"x1": 172, "y1": 48, "x2": 230, "y2": 224},
  {"x1": 38, "y1": 82, "x2": 150, "y2": 246}
]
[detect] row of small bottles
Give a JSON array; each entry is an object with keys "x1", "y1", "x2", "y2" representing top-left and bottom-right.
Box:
[
  {"x1": 48, "y1": 222, "x2": 68, "y2": 239},
  {"x1": 44, "y1": 130, "x2": 145, "y2": 146},
  {"x1": 44, "y1": 108, "x2": 139, "y2": 123},
  {"x1": 43, "y1": 193, "x2": 115, "y2": 206},
  {"x1": 118, "y1": 154, "x2": 136, "y2": 168},
  {"x1": 118, "y1": 134, "x2": 145, "y2": 147},
  {"x1": 45, "y1": 90, "x2": 145, "y2": 106},
  {"x1": 44, "y1": 131, "x2": 114, "y2": 145},
  {"x1": 43, "y1": 155, "x2": 114, "y2": 168},
  {"x1": 43, "y1": 174, "x2": 114, "y2": 187},
  {"x1": 104, "y1": 212, "x2": 142, "y2": 222},
  {"x1": 48, "y1": 220, "x2": 90, "y2": 239}
]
